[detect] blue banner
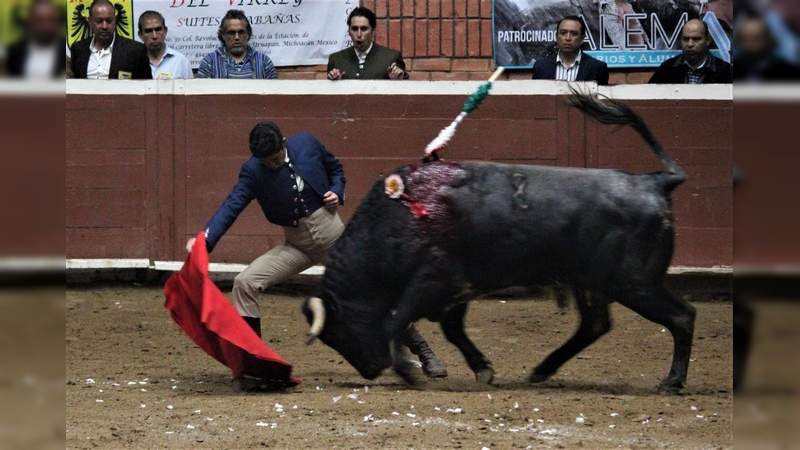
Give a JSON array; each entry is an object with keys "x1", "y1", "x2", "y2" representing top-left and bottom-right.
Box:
[{"x1": 493, "y1": 0, "x2": 732, "y2": 69}]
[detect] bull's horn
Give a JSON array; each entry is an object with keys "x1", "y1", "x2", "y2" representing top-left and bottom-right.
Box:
[{"x1": 306, "y1": 296, "x2": 325, "y2": 345}]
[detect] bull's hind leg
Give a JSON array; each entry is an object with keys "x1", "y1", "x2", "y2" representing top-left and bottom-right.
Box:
[
  {"x1": 440, "y1": 302, "x2": 495, "y2": 384},
  {"x1": 530, "y1": 290, "x2": 611, "y2": 383},
  {"x1": 616, "y1": 286, "x2": 696, "y2": 392}
]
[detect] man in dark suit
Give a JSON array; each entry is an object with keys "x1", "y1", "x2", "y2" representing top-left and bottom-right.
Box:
[
  {"x1": 532, "y1": 16, "x2": 609, "y2": 85},
  {"x1": 326, "y1": 6, "x2": 409, "y2": 80},
  {"x1": 69, "y1": 0, "x2": 150, "y2": 79},
  {"x1": 649, "y1": 19, "x2": 732, "y2": 84},
  {"x1": 732, "y1": 16, "x2": 800, "y2": 81},
  {"x1": 5, "y1": 0, "x2": 65, "y2": 79}
]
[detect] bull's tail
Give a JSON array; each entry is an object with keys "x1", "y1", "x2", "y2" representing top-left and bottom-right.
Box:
[{"x1": 567, "y1": 90, "x2": 686, "y2": 191}]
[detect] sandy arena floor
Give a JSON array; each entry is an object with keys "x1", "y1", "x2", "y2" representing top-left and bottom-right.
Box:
[{"x1": 66, "y1": 286, "x2": 732, "y2": 449}]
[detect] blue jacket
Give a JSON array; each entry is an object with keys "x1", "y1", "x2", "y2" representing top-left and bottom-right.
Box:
[{"x1": 204, "y1": 132, "x2": 345, "y2": 252}]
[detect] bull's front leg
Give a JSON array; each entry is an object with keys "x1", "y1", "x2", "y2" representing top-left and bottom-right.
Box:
[
  {"x1": 388, "y1": 334, "x2": 421, "y2": 386},
  {"x1": 383, "y1": 262, "x2": 459, "y2": 385},
  {"x1": 440, "y1": 302, "x2": 495, "y2": 384}
]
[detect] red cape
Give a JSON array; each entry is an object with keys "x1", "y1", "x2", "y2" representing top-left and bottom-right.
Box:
[{"x1": 163, "y1": 233, "x2": 299, "y2": 385}]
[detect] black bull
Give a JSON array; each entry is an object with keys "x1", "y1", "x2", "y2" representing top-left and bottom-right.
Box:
[{"x1": 304, "y1": 94, "x2": 697, "y2": 391}]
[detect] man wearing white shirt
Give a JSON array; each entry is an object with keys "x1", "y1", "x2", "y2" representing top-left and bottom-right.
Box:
[
  {"x1": 5, "y1": 0, "x2": 65, "y2": 79},
  {"x1": 69, "y1": 0, "x2": 150, "y2": 80},
  {"x1": 137, "y1": 10, "x2": 192, "y2": 80},
  {"x1": 531, "y1": 16, "x2": 609, "y2": 85}
]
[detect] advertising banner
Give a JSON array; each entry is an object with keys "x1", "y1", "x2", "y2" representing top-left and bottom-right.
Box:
[{"x1": 493, "y1": 0, "x2": 732, "y2": 68}]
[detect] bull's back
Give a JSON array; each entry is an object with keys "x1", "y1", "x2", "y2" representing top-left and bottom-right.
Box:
[{"x1": 445, "y1": 162, "x2": 674, "y2": 289}]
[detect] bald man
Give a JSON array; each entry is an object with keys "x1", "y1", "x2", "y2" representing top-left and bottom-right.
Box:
[
  {"x1": 649, "y1": 18, "x2": 731, "y2": 84},
  {"x1": 69, "y1": 0, "x2": 151, "y2": 79}
]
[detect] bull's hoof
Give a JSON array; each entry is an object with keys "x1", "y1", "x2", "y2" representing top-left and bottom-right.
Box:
[
  {"x1": 657, "y1": 378, "x2": 686, "y2": 394},
  {"x1": 528, "y1": 370, "x2": 553, "y2": 384},
  {"x1": 475, "y1": 368, "x2": 495, "y2": 385},
  {"x1": 393, "y1": 360, "x2": 422, "y2": 386}
]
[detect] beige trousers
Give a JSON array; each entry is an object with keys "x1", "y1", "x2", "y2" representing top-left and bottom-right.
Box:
[{"x1": 232, "y1": 207, "x2": 344, "y2": 318}]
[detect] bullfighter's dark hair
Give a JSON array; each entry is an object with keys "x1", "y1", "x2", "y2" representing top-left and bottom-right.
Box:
[
  {"x1": 347, "y1": 6, "x2": 376, "y2": 29},
  {"x1": 249, "y1": 122, "x2": 284, "y2": 158},
  {"x1": 137, "y1": 10, "x2": 165, "y2": 33},
  {"x1": 557, "y1": 15, "x2": 586, "y2": 36},
  {"x1": 88, "y1": 0, "x2": 113, "y2": 16},
  {"x1": 218, "y1": 9, "x2": 252, "y2": 46}
]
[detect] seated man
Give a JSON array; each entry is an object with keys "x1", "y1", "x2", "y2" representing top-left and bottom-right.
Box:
[
  {"x1": 649, "y1": 19, "x2": 732, "y2": 84},
  {"x1": 326, "y1": 6, "x2": 408, "y2": 80},
  {"x1": 732, "y1": 15, "x2": 800, "y2": 81},
  {"x1": 137, "y1": 10, "x2": 192, "y2": 80},
  {"x1": 532, "y1": 15, "x2": 609, "y2": 85},
  {"x1": 5, "y1": 0, "x2": 65, "y2": 79},
  {"x1": 196, "y1": 9, "x2": 276, "y2": 79},
  {"x1": 69, "y1": 0, "x2": 151, "y2": 80}
]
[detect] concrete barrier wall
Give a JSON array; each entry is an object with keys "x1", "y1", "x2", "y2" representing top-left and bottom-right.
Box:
[{"x1": 65, "y1": 80, "x2": 732, "y2": 267}]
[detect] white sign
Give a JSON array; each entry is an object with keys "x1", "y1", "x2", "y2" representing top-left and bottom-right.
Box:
[{"x1": 133, "y1": 0, "x2": 356, "y2": 68}]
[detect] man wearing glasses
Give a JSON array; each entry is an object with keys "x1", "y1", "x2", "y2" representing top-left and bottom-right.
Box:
[
  {"x1": 196, "y1": 9, "x2": 277, "y2": 79},
  {"x1": 137, "y1": 10, "x2": 192, "y2": 80}
]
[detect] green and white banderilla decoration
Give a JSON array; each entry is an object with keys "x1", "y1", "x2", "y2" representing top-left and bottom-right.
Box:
[{"x1": 423, "y1": 67, "x2": 505, "y2": 161}]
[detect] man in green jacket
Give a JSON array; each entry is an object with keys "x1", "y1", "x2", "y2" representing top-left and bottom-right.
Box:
[{"x1": 326, "y1": 6, "x2": 409, "y2": 80}]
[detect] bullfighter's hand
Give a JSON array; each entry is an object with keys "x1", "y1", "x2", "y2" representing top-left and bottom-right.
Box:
[
  {"x1": 387, "y1": 62, "x2": 406, "y2": 80},
  {"x1": 185, "y1": 237, "x2": 196, "y2": 253},
  {"x1": 327, "y1": 68, "x2": 344, "y2": 80},
  {"x1": 323, "y1": 191, "x2": 339, "y2": 209}
]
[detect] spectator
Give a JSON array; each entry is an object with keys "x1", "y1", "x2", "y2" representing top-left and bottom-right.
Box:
[
  {"x1": 326, "y1": 6, "x2": 408, "y2": 80},
  {"x1": 733, "y1": 15, "x2": 800, "y2": 80},
  {"x1": 649, "y1": 19, "x2": 732, "y2": 83},
  {"x1": 196, "y1": 10, "x2": 276, "y2": 79},
  {"x1": 137, "y1": 10, "x2": 192, "y2": 80},
  {"x1": 532, "y1": 16, "x2": 609, "y2": 85},
  {"x1": 5, "y1": 0, "x2": 65, "y2": 79},
  {"x1": 69, "y1": 0, "x2": 151, "y2": 80}
]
